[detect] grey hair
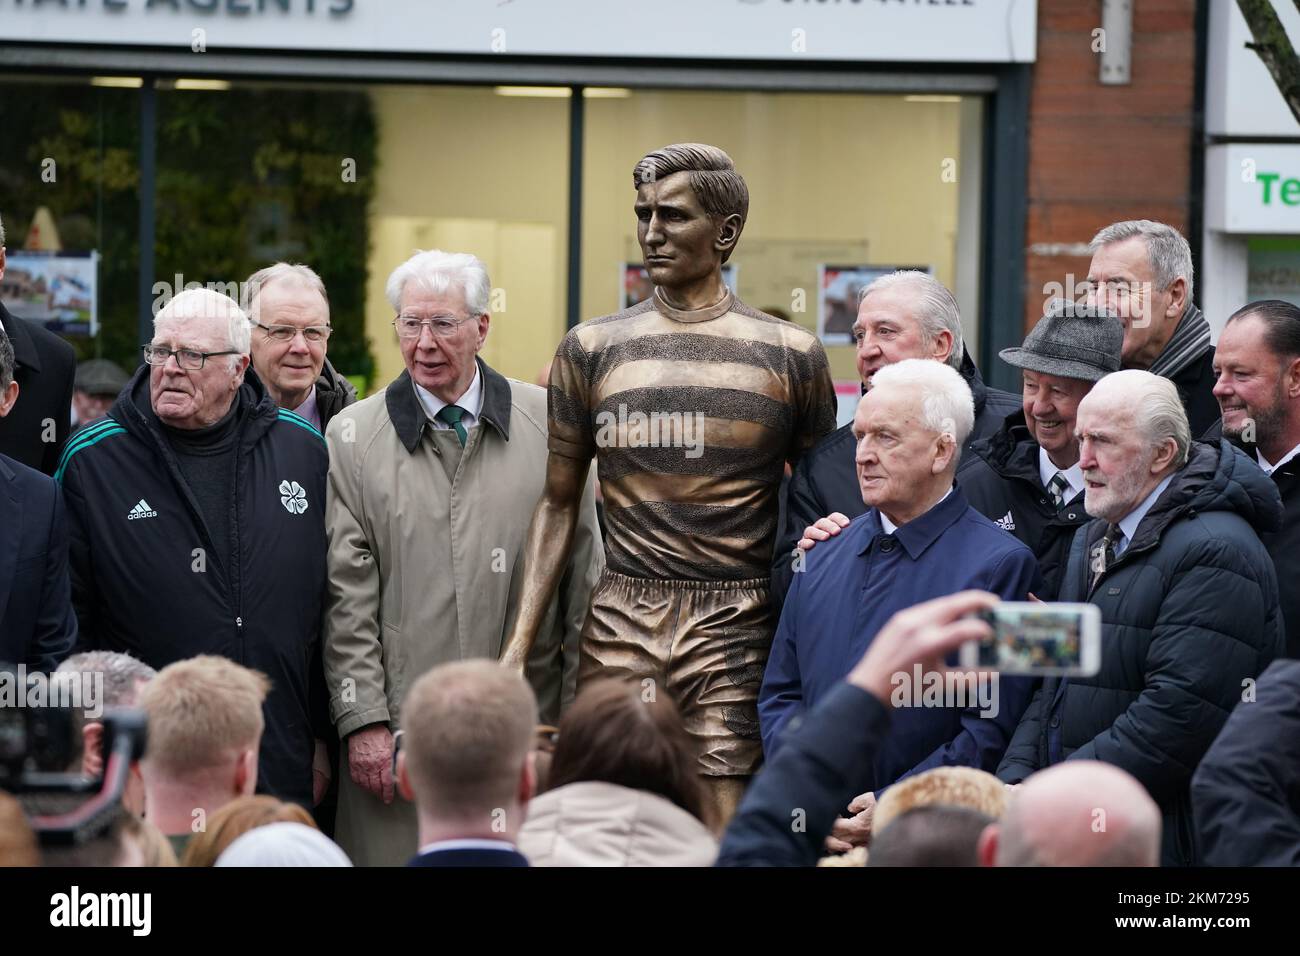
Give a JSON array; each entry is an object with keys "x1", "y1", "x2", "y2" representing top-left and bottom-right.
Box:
[
  {"x1": 1090, "y1": 219, "x2": 1194, "y2": 306},
  {"x1": 242, "y1": 262, "x2": 330, "y2": 322},
  {"x1": 869, "y1": 357, "x2": 975, "y2": 457},
  {"x1": 385, "y1": 249, "x2": 491, "y2": 316},
  {"x1": 1091, "y1": 369, "x2": 1191, "y2": 469},
  {"x1": 859, "y1": 270, "x2": 965, "y2": 371},
  {"x1": 154, "y1": 287, "x2": 251, "y2": 362},
  {"x1": 0, "y1": 211, "x2": 5, "y2": 249},
  {"x1": 56, "y1": 651, "x2": 157, "y2": 710}
]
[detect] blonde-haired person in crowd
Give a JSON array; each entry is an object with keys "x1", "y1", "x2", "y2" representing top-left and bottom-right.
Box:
[{"x1": 137, "y1": 655, "x2": 271, "y2": 861}]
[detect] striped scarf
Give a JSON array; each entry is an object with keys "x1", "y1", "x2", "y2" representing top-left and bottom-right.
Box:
[{"x1": 1148, "y1": 304, "x2": 1212, "y2": 380}]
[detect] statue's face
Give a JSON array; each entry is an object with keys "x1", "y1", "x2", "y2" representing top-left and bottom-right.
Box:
[{"x1": 634, "y1": 171, "x2": 726, "y2": 291}]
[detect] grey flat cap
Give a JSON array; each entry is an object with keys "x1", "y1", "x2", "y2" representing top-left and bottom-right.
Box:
[
  {"x1": 75, "y1": 359, "x2": 130, "y2": 397},
  {"x1": 999, "y1": 299, "x2": 1124, "y2": 382}
]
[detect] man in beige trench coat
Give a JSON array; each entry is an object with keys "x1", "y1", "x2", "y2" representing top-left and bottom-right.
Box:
[{"x1": 324, "y1": 249, "x2": 602, "y2": 867}]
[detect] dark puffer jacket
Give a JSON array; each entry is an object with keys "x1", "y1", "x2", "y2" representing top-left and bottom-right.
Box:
[
  {"x1": 1191, "y1": 659, "x2": 1300, "y2": 866},
  {"x1": 997, "y1": 439, "x2": 1285, "y2": 866},
  {"x1": 958, "y1": 411, "x2": 1090, "y2": 599}
]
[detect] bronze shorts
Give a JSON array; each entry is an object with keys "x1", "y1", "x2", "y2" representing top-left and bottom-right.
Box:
[{"x1": 578, "y1": 570, "x2": 773, "y2": 778}]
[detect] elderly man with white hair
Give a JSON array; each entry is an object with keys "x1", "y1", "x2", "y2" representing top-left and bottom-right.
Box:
[
  {"x1": 772, "y1": 269, "x2": 1020, "y2": 606},
  {"x1": 58, "y1": 286, "x2": 330, "y2": 809},
  {"x1": 760, "y1": 358, "x2": 1040, "y2": 854},
  {"x1": 323, "y1": 249, "x2": 602, "y2": 866},
  {"x1": 998, "y1": 369, "x2": 1284, "y2": 866}
]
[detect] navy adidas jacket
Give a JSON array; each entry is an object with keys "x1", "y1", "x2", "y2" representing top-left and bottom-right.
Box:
[{"x1": 57, "y1": 367, "x2": 328, "y2": 806}]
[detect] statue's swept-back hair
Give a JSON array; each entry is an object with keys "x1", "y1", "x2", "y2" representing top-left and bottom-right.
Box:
[{"x1": 633, "y1": 144, "x2": 749, "y2": 259}]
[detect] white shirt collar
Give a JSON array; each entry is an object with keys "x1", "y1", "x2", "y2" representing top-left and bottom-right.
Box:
[
  {"x1": 1115, "y1": 472, "x2": 1176, "y2": 554},
  {"x1": 1037, "y1": 446, "x2": 1085, "y2": 501},
  {"x1": 879, "y1": 485, "x2": 953, "y2": 535},
  {"x1": 417, "y1": 838, "x2": 518, "y2": 856},
  {"x1": 414, "y1": 364, "x2": 483, "y2": 430},
  {"x1": 1258, "y1": 441, "x2": 1300, "y2": 475}
]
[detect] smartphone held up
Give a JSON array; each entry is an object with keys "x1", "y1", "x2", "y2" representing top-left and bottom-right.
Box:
[{"x1": 959, "y1": 602, "x2": 1101, "y2": 677}]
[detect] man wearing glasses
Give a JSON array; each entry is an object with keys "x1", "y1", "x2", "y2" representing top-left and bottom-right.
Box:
[
  {"x1": 323, "y1": 248, "x2": 601, "y2": 866},
  {"x1": 243, "y1": 262, "x2": 356, "y2": 433},
  {"x1": 57, "y1": 287, "x2": 330, "y2": 811}
]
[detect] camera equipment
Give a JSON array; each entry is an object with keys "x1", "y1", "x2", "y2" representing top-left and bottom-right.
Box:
[{"x1": 1, "y1": 662, "x2": 148, "y2": 846}]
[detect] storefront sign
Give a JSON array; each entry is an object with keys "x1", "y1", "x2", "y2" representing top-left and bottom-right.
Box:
[
  {"x1": 1207, "y1": 145, "x2": 1300, "y2": 235},
  {"x1": 0, "y1": 0, "x2": 1037, "y2": 63}
]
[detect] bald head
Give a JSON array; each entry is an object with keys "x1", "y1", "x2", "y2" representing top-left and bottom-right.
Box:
[{"x1": 994, "y1": 762, "x2": 1160, "y2": 866}]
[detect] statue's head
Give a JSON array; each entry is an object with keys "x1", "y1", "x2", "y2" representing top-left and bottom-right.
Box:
[{"x1": 632, "y1": 144, "x2": 748, "y2": 291}]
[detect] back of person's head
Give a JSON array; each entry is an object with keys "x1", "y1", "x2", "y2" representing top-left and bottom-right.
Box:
[
  {"x1": 214, "y1": 822, "x2": 352, "y2": 867},
  {"x1": 545, "y1": 678, "x2": 710, "y2": 826},
  {"x1": 988, "y1": 762, "x2": 1161, "y2": 866},
  {"x1": 0, "y1": 793, "x2": 39, "y2": 867},
  {"x1": 57, "y1": 651, "x2": 157, "y2": 711},
  {"x1": 56, "y1": 651, "x2": 158, "y2": 785},
  {"x1": 868, "y1": 806, "x2": 995, "y2": 867},
  {"x1": 139, "y1": 656, "x2": 270, "y2": 785},
  {"x1": 872, "y1": 766, "x2": 1007, "y2": 833},
  {"x1": 399, "y1": 660, "x2": 538, "y2": 829},
  {"x1": 181, "y1": 795, "x2": 315, "y2": 867}
]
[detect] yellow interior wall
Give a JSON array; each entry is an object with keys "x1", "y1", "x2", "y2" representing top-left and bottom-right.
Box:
[
  {"x1": 364, "y1": 87, "x2": 966, "y2": 392},
  {"x1": 365, "y1": 86, "x2": 569, "y2": 389}
]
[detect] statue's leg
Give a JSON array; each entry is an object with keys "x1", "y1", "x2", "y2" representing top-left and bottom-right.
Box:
[
  {"x1": 702, "y1": 775, "x2": 750, "y2": 833},
  {"x1": 670, "y1": 576, "x2": 774, "y2": 833}
]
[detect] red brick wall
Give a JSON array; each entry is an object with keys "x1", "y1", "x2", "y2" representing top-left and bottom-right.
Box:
[{"x1": 1023, "y1": 0, "x2": 1198, "y2": 332}]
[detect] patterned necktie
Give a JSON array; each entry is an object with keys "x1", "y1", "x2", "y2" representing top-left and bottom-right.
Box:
[
  {"x1": 435, "y1": 404, "x2": 468, "y2": 447},
  {"x1": 1090, "y1": 523, "x2": 1121, "y2": 591},
  {"x1": 1047, "y1": 472, "x2": 1070, "y2": 509}
]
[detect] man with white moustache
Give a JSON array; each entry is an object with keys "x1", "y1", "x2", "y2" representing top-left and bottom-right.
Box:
[{"x1": 997, "y1": 370, "x2": 1284, "y2": 865}]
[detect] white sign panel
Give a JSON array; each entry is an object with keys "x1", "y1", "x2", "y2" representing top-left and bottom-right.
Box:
[
  {"x1": 1206, "y1": 0, "x2": 1300, "y2": 137},
  {"x1": 0, "y1": 0, "x2": 1036, "y2": 63},
  {"x1": 1206, "y1": 144, "x2": 1300, "y2": 235}
]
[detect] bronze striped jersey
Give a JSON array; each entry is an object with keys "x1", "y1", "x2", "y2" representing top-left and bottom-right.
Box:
[{"x1": 548, "y1": 289, "x2": 836, "y2": 581}]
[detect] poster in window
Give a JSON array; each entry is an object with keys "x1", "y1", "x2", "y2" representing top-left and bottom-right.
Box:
[{"x1": 0, "y1": 251, "x2": 99, "y2": 337}]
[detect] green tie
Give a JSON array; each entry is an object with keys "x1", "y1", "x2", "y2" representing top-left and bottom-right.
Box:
[{"x1": 435, "y1": 404, "x2": 468, "y2": 447}]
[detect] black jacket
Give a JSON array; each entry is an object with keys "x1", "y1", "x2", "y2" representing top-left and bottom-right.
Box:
[
  {"x1": 0, "y1": 306, "x2": 75, "y2": 476},
  {"x1": 771, "y1": 349, "x2": 1021, "y2": 607},
  {"x1": 1167, "y1": 348, "x2": 1221, "y2": 441},
  {"x1": 57, "y1": 367, "x2": 328, "y2": 806},
  {"x1": 1191, "y1": 658, "x2": 1300, "y2": 867},
  {"x1": 997, "y1": 440, "x2": 1285, "y2": 866},
  {"x1": 315, "y1": 358, "x2": 358, "y2": 432},
  {"x1": 717, "y1": 681, "x2": 891, "y2": 867},
  {"x1": 0, "y1": 452, "x2": 77, "y2": 670},
  {"x1": 1202, "y1": 420, "x2": 1300, "y2": 658},
  {"x1": 957, "y1": 412, "x2": 1090, "y2": 599}
]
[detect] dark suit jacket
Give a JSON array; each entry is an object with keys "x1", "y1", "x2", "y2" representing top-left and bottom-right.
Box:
[
  {"x1": 407, "y1": 845, "x2": 529, "y2": 868},
  {"x1": 0, "y1": 452, "x2": 77, "y2": 670},
  {"x1": 0, "y1": 305, "x2": 76, "y2": 476}
]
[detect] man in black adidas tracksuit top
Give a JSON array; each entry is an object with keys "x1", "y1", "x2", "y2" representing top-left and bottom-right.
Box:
[{"x1": 58, "y1": 292, "x2": 328, "y2": 807}]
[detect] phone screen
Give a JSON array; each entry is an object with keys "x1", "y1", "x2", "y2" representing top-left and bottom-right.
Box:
[{"x1": 975, "y1": 606, "x2": 1088, "y2": 671}]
